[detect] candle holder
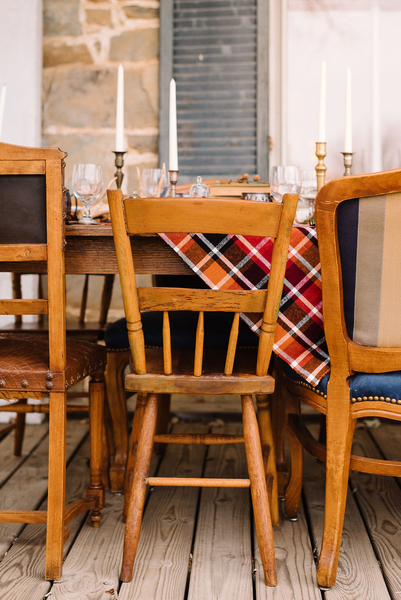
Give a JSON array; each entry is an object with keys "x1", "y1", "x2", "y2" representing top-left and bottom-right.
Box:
[
  {"x1": 113, "y1": 150, "x2": 127, "y2": 190},
  {"x1": 315, "y1": 142, "x2": 327, "y2": 192},
  {"x1": 168, "y1": 169, "x2": 179, "y2": 198},
  {"x1": 341, "y1": 152, "x2": 354, "y2": 177}
]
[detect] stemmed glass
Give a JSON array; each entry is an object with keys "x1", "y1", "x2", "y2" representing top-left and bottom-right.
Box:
[
  {"x1": 72, "y1": 164, "x2": 103, "y2": 224},
  {"x1": 296, "y1": 169, "x2": 317, "y2": 224},
  {"x1": 270, "y1": 166, "x2": 301, "y2": 203},
  {"x1": 142, "y1": 168, "x2": 170, "y2": 197}
]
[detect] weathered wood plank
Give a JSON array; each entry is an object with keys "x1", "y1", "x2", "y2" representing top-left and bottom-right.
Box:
[
  {"x1": 0, "y1": 422, "x2": 88, "y2": 560},
  {"x1": 0, "y1": 435, "x2": 91, "y2": 600},
  {"x1": 254, "y1": 501, "x2": 321, "y2": 600},
  {"x1": 188, "y1": 422, "x2": 253, "y2": 600},
  {"x1": 0, "y1": 422, "x2": 48, "y2": 487},
  {"x1": 302, "y1": 428, "x2": 391, "y2": 600},
  {"x1": 119, "y1": 422, "x2": 208, "y2": 600},
  {"x1": 350, "y1": 425, "x2": 401, "y2": 599}
]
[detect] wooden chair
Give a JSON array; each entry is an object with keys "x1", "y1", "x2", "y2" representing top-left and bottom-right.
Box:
[
  {"x1": 107, "y1": 189, "x2": 298, "y2": 586},
  {"x1": 104, "y1": 275, "x2": 260, "y2": 494},
  {"x1": 282, "y1": 168, "x2": 401, "y2": 588},
  {"x1": 0, "y1": 141, "x2": 106, "y2": 580}
]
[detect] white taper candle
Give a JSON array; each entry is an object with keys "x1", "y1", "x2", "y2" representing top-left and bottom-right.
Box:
[
  {"x1": 344, "y1": 68, "x2": 352, "y2": 153},
  {"x1": 317, "y1": 61, "x2": 326, "y2": 143},
  {"x1": 115, "y1": 64, "x2": 125, "y2": 152},
  {"x1": 0, "y1": 85, "x2": 6, "y2": 142},
  {"x1": 169, "y1": 78, "x2": 178, "y2": 171}
]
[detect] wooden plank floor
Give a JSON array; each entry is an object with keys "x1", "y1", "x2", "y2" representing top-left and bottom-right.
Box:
[{"x1": 0, "y1": 403, "x2": 400, "y2": 599}]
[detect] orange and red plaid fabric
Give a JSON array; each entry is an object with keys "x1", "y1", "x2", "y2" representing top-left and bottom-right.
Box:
[{"x1": 160, "y1": 226, "x2": 330, "y2": 385}]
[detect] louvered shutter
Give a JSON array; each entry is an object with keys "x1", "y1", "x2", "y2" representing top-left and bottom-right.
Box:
[{"x1": 160, "y1": 0, "x2": 269, "y2": 183}]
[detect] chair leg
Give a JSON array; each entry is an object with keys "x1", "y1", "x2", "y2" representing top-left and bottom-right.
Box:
[
  {"x1": 87, "y1": 371, "x2": 105, "y2": 527},
  {"x1": 284, "y1": 398, "x2": 303, "y2": 520},
  {"x1": 256, "y1": 394, "x2": 279, "y2": 526},
  {"x1": 271, "y1": 364, "x2": 289, "y2": 497},
  {"x1": 120, "y1": 393, "x2": 158, "y2": 583},
  {"x1": 123, "y1": 392, "x2": 147, "y2": 519},
  {"x1": 14, "y1": 399, "x2": 27, "y2": 457},
  {"x1": 154, "y1": 393, "x2": 171, "y2": 455},
  {"x1": 45, "y1": 392, "x2": 67, "y2": 581},
  {"x1": 242, "y1": 394, "x2": 277, "y2": 587},
  {"x1": 317, "y1": 407, "x2": 356, "y2": 588},
  {"x1": 106, "y1": 350, "x2": 130, "y2": 493}
]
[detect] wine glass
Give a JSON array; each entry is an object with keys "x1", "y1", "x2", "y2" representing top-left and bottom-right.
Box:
[
  {"x1": 142, "y1": 168, "x2": 170, "y2": 197},
  {"x1": 72, "y1": 164, "x2": 103, "y2": 224},
  {"x1": 296, "y1": 169, "x2": 317, "y2": 224},
  {"x1": 270, "y1": 166, "x2": 301, "y2": 203}
]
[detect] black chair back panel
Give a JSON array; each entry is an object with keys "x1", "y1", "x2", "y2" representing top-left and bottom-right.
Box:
[{"x1": 0, "y1": 175, "x2": 47, "y2": 244}]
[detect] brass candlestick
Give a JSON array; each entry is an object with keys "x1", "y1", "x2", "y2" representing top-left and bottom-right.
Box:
[
  {"x1": 341, "y1": 152, "x2": 354, "y2": 176},
  {"x1": 168, "y1": 169, "x2": 179, "y2": 197},
  {"x1": 113, "y1": 151, "x2": 126, "y2": 190},
  {"x1": 315, "y1": 142, "x2": 327, "y2": 192}
]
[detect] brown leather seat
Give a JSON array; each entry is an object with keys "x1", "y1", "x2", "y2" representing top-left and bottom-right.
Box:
[{"x1": 0, "y1": 333, "x2": 106, "y2": 394}]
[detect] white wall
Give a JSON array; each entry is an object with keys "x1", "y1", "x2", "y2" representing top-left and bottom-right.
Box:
[
  {"x1": 272, "y1": 0, "x2": 401, "y2": 181},
  {"x1": 0, "y1": 0, "x2": 43, "y2": 327}
]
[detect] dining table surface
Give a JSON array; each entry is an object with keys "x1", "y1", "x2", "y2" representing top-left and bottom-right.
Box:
[{"x1": 0, "y1": 221, "x2": 330, "y2": 385}]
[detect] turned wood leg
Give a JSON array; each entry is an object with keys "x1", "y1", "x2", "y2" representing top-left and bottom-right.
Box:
[
  {"x1": 11, "y1": 272, "x2": 22, "y2": 325},
  {"x1": 99, "y1": 274, "x2": 115, "y2": 329},
  {"x1": 45, "y1": 392, "x2": 67, "y2": 581},
  {"x1": 13, "y1": 398, "x2": 27, "y2": 457},
  {"x1": 284, "y1": 397, "x2": 303, "y2": 520},
  {"x1": 120, "y1": 393, "x2": 158, "y2": 582},
  {"x1": 271, "y1": 364, "x2": 289, "y2": 496},
  {"x1": 256, "y1": 394, "x2": 279, "y2": 526},
  {"x1": 154, "y1": 393, "x2": 171, "y2": 455},
  {"x1": 87, "y1": 371, "x2": 105, "y2": 527},
  {"x1": 106, "y1": 350, "x2": 130, "y2": 493},
  {"x1": 317, "y1": 407, "x2": 356, "y2": 588},
  {"x1": 242, "y1": 394, "x2": 277, "y2": 587},
  {"x1": 123, "y1": 392, "x2": 147, "y2": 519}
]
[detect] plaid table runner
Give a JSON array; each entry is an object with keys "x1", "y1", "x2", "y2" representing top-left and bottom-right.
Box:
[{"x1": 160, "y1": 226, "x2": 330, "y2": 385}]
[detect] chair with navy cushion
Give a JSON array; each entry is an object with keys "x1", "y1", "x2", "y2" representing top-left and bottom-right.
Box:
[{"x1": 283, "y1": 169, "x2": 401, "y2": 588}]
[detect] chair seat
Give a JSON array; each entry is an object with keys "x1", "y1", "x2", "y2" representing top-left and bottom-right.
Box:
[
  {"x1": 105, "y1": 311, "x2": 259, "y2": 351},
  {"x1": 281, "y1": 359, "x2": 401, "y2": 404},
  {"x1": 0, "y1": 333, "x2": 107, "y2": 394},
  {"x1": 125, "y1": 347, "x2": 275, "y2": 395}
]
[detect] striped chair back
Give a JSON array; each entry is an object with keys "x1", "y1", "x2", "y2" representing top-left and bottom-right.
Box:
[{"x1": 337, "y1": 192, "x2": 401, "y2": 347}]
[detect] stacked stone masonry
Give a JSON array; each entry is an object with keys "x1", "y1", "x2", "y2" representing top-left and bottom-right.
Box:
[{"x1": 43, "y1": 0, "x2": 160, "y2": 194}]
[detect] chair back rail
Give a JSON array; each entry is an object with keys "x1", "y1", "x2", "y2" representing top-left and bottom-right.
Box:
[
  {"x1": 315, "y1": 168, "x2": 401, "y2": 376},
  {"x1": 108, "y1": 190, "x2": 298, "y2": 379},
  {"x1": 0, "y1": 142, "x2": 67, "y2": 375}
]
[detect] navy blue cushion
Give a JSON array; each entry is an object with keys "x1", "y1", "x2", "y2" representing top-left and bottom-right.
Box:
[
  {"x1": 105, "y1": 311, "x2": 259, "y2": 351},
  {"x1": 282, "y1": 359, "x2": 401, "y2": 403}
]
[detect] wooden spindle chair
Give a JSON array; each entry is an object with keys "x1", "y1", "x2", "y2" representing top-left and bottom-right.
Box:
[
  {"x1": 107, "y1": 189, "x2": 298, "y2": 586},
  {"x1": 0, "y1": 142, "x2": 106, "y2": 580}
]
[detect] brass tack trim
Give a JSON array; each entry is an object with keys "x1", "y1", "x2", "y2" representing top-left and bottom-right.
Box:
[
  {"x1": 0, "y1": 378, "x2": 5, "y2": 388},
  {"x1": 46, "y1": 382, "x2": 54, "y2": 391},
  {"x1": 374, "y1": 396, "x2": 379, "y2": 401},
  {"x1": 386, "y1": 397, "x2": 391, "y2": 402},
  {"x1": 351, "y1": 397, "x2": 356, "y2": 403},
  {"x1": 21, "y1": 380, "x2": 29, "y2": 389},
  {"x1": 46, "y1": 372, "x2": 54, "y2": 381},
  {"x1": 368, "y1": 396, "x2": 373, "y2": 401},
  {"x1": 391, "y1": 398, "x2": 397, "y2": 403}
]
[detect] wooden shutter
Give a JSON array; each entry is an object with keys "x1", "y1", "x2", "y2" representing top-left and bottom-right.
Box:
[{"x1": 160, "y1": 0, "x2": 269, "y2": 183}]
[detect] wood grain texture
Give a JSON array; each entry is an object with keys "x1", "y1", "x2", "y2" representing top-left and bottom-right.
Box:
[
  {"x1": 254, "y1": 502, "x2": 321, "y2": 600},
  {"x1": 123, "y1": 197, "x2": 283, "y2": 238},
  {"x1": 138, "y1": 287, "x2": 268, "y2": 312},
  {"x1": 0, "y1": 299, "x2": 48, "y2": 315},
  {"x1": 0, "y1": 245, "x2": 47, "y2": 263},
  {"x1": 119, "y1": 423, "x2": 207, "y2": 600},
  {"x1": 0, "y1": 435, "x2": 91, "y2": 600},
  {"x1": 188, "y1": 423, "x2": 253, "y2": 600},
  {"x1": 0, "y1": 159, "x2": 45, "y2": 174},
  {"x1": 302, "y1": 431, "x2": 391, "y2": 600},
  {"x1": 349, "y1": 426, "x2": 401, "y2": 599}
]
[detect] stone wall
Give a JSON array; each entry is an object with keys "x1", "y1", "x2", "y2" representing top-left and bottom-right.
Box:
[
  {"x1": 42, "y1": 0, "x2": 159, "y2": 319},
  {"x1": 42, "y1": 0, "x2": 159, "y2": 194}
]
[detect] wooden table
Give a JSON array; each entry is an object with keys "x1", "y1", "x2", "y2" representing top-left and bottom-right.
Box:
[{"x1": 0, "y1": 223, "x2": 193, "y2": 276}]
